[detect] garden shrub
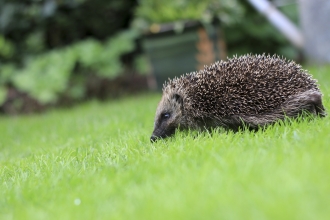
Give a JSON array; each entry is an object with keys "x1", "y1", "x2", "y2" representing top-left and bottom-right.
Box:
[{"x1": 1, "y1": 30, "x2": 139, "y2": 105}]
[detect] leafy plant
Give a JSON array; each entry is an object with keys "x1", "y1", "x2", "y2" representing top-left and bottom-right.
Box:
[
  {"x1": 135, "y1": 0, "x2": 209, "y2": 23},
  {"x1": 13, "y1": 48, "x2": 75, "y2": 104},
  {"x1": 133, "y1": 0, "x2": 243, "y2": 31},
  {"x1": 0, "y1": 87, "x2": 6, "y2": 106},
  {"x1": 9, "y1": 30, "x2": 139, "y2": 105},
  {"x1": 0, "y1": 64, "x2": 15, "y2": 105},
  {"x1": 74, "y1": 30, "x2": 138, "y2": 78},
  {"x1": 0, "y1": 35, "x2": 14, "y2": 59},
  {"x1": 0, "y1": 0, "x2": 136, "y2": 65}
]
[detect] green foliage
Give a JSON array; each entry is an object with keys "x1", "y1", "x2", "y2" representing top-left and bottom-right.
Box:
[
  {"x1": 10, "y1": 30, "x2": 138, "y2": 104},
  {"x1": 0, "y1": 0, "x2": 139, "y2": 107},
  {"x1": 0, "y1": 87, "x2": 6, "y2": 105},
  {"x1": 0, "y1": 0, "x2": 136, "y2": 64},
  {"x1": 133, "y1": 0, "x2": 243, "y2": 31},
  {"x1": 0, "y1": 63, "x2": 15, "y2": 83},
  {"x1": 134, "y1": 55, "x2": 151, "y2": 75},
  {"x1": 224, "y1": 1, "x2": 300, "y2": 59},
  {"x1": 135, "y1": 0, "x2": 209, "y2": 23},
  {"x1": 0, "y1": 35, "x2": 14, "y2": 59},
  {"x1": 13, "y1": 49, "x2": 75, "y2": 104},
  {"x1": 75, "y1": 30, "x2": 138, "y2": 78},
  {"x1": 206, "y1": 0, "x2": 245, "y2": 24},
  {"x1": 0, "y1": 64, "x2": 15, "y2": 105},
  {"x1": 0, "y1": 66, "x2": 329, "y2": 219}
]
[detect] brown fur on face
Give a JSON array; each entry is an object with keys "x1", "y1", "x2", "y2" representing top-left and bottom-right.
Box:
[
  {"x1": 150, "y1": 54, "x2": 327, "y2": 142},
  {"x1": 150, "y1": 89, "x2": 187, "y2": 142}
]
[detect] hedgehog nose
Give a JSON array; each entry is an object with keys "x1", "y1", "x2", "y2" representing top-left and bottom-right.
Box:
[{"x1": 150, "y1": 135, "x2": 158, "y2": 142}]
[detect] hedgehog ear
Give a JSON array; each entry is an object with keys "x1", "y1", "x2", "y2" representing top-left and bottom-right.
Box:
[{"x1": 172, "y1": 93, "x2": 182, "y2": 104}]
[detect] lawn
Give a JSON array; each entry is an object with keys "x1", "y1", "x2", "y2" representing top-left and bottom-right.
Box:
[{"x1": 1, "y1": 66, "x2": 330, "y2": 220}]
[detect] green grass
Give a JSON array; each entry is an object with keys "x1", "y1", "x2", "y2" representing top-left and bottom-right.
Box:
[{"x1": 1, "y1": 66, "x2": 330, "y2": 220}]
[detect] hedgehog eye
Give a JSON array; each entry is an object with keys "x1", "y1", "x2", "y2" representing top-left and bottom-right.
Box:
[{"x1": 162, "y1": 113, "x2": 171, "y2": 120}]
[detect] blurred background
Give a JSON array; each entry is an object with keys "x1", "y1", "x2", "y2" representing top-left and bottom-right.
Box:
[{"x1": 0, "y1": 0, "x2": 329, "y2": 114}]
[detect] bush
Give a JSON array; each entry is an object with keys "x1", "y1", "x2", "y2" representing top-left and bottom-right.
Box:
[
  {"x1": 0, "y1": 0, "x2": 141, "y2": 110},
  {"x1": 0, "y1": 0, "x2": 137, "y2": 64},
  {"x1": 0, "y1": 30, "x2": 140, "y2": 106},
  {"x1": 132, "y1": 0, "x2": 243, "y2": 32}
]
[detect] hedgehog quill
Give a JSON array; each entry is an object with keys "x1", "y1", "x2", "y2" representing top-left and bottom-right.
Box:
[{"x1": 150, "y1": 54, "x2": 326, "y2": 142}]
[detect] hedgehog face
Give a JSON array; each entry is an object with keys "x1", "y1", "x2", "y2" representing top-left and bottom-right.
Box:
[{"x1": 150, "y1": 93, "x2": 184, "y2": 142}]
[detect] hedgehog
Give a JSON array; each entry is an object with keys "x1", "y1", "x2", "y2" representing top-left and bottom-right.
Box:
[{"x1": 150, "y1": 54, "x2": 327, "y2": 142}]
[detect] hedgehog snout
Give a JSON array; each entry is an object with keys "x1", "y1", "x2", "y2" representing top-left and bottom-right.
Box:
[
  {"x1": 150, "y1": 125, "x2": 176, "y2": 142},
  {"x1": 150, "y1": 135, "x2": 158, "y2": 142},
  {"x1": 150, "y1": 128, "x2": 169, "y2": 142}
]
